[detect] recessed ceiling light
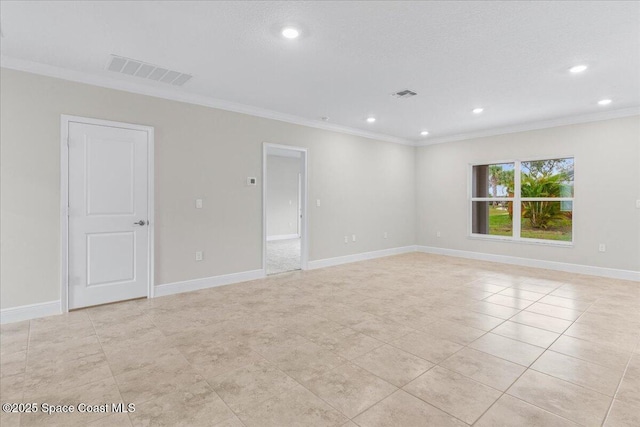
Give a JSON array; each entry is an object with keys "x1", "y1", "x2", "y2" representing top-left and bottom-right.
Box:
[
  {"x1": 420, "y1": 131, "x2": 429, "y2": 136},
  {"x1": 282, "y1": 27, "x2": 300, "y2": 39},
  {"x1": 366, "y1": 117, "x2": 376, "y2": 123},
  {"x1": 597, "y1": 99, "x2": 612, "y2": 106},
  {"x1": 472, "y1": 108, "x2": 484, "y2": 114},
  {"x1": 569, "y1": 64, "x2": 588, "y2": 73}
]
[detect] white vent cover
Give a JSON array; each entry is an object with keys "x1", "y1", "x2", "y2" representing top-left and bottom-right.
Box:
[
  {"x1": 391, "y1": 89, "x2": 418, "y2": 99},
  {"x1": 106, "y1": 55, "x2": 192, "y2": 86}
]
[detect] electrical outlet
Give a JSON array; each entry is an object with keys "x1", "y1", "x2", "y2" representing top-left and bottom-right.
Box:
[
  {"x1": 316, "y1": 199, "x2": 321, "y2": 207},
  {"x1": 195, "y1": 251, "x2": 203, "y2": 261},
  {"x1": 195, "y1": 199, "x2": 203, "y2": 209},
  {"x1": 598, "y1": 244, "x2": 606, "y2": 253},
  {"x1": 352, "y1": 234, "x2": 356, "y2": 242},
  {"x1": 344, "y1": 236, "x2": 348, "y2": 244},
  {"x1": 636, "y1": 200, "x2": 640, "y2": 209},
  {"x1": 437, "y1": 231, "x2": 441, "y2": 238},
  {"x1": 383, "y1": 232, "x2": 388, "y2": 239}
]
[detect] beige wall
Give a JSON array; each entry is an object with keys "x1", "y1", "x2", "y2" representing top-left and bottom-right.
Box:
[
  {"x1": 267, "y1": 155, "x2": 301, "y2": 237},
  {"x1": 0, "y1": 68, "x2": 417, "y2": 309},
  {"x1": 416, "y1": 115, "x2": 640, "y2": 272}
]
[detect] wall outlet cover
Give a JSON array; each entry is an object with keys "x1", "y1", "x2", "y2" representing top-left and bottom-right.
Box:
[{"x1": 247, "y1": 177, "x2": 257, "y2": 186}]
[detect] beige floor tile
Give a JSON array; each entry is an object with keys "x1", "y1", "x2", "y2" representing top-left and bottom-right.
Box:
[
  {"x1": 87, "y1": 413, "x2": 133, "y2": 426},
  {"x1": 263, "y1": 340, "x2": 347, "y2": 383},
  {"x1": 492, "y1": 321, "x2": 560, "y2": 347},
  {"x1": 208, "y1": 359, "x2": 298, "y2": 413},
  {"x1": 403, "y1": 366, "x2": 501, "y2": 424},
  {"x1": 240, "y1": 384, "x2": 348, "y2": 427},
  {"x1": 212, "y1": 416, "x2": 245, "y2": 427},
  {"x1": 440, "y1": 347, "x2": 526, "y2": 391},
  {"x1": 0, "y1": 351, "x2": 26, "y2": 378},
  {"x1": 445, "y1": 310, "x2": 504, "y2": 331},
  {"x1": 468, "y1": 301, "x2": 522, "y2": 319},
  {"x1": 11, "y1": 253, "x2": 640, "y2": 427},
  {"x1": 103, "y1": 338, "x2": 183, "y2": 376},
  {"x1": 616, "y1": 354, "x2": 640, "y2": 405},
  {"x1": 549, "y1": 335, "x2": 632, "y2": 371},
  {"x1": 390, "y1": 331, "x2": 463, "y2": 363},
  {"x1": 484, "y1": 294, "x2": 534, "y2": 309},
  {"x1": 0, "y1": 373, "x2": 24, "y2": 401},
  {"x1": 604, "y1": 399, "x2": 640, "y2": 426},
  {"x1": 353, "y1": 389, "x2": 466, "y2": 427},
  {"x1": 476, "y1": 394, "x2": 579, "y2": 426},
  {"x1": 498, "y1": 288, "x2": 546, "y2": 302},
  {"x1": 469, "y1": 332, "x2": 545, "y2": 366},
  {"x1": 350, "y1": 316, "x2": 415, "y2": 343},
  {"x1": 532, "y1": 350, "x2": 623, "y2": 396},
  {"x1": 304, "y1": 363, "x2": 397, "y2": 418},
  {"x1": 28, "y1": 312, "x2": 95, "y2": 344},
  {"x1": 27, "y1": 335, "x2": 104, "y2": 368},
  {"x1": 24, "y1": 353, "x2": 112, "y2": 396},
  {"x1": 510, "y1": 311, "x2": 573, "y2": 333},
  {"x1": 465, "y1": 281, "x2": 508, "y2": 293},
  {"x1": 420, "y1": 319, "x2": 486, "y2": 345},
  {"x1": 310, "y1": 327, "x2": 384, "y2": 360},
  {"x1": 538, "y1": 295, "x2": 592, "y2": 311},
  {"x1": 525, "y1": 302, "x2": 583, "y2": 321},
  {"x1": 21, "y1": 377, "x2": 122, "y2": 427},
  {"x1": 507, "y1": 369, "x2": 612, "y2": 426},
  {"x1": 114, "y1": 351, "x2": 204, "y2": 404},
  {"x1": 129, "y1": 381, "x2": 235, "y2": 427},
  {"x1": 352, "y1": 344, "x2": 433, "y2": 387},
  {"x1": 182, "y1": 339, "x2": 264, "y2": 380},
  {"x1": 0, "y1": 412, "x2": 21, "y2": 427},
  {"x1": 564, "y1": 322, "x2": 638, "y2": 351},
  {"x1": 0, "y1": 321, "x2": 29, "y2": 356}
]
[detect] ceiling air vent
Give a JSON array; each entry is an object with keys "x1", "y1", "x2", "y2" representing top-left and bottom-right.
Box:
[
  {"x1": 391, "y1": 89, "x2": 418, "y2": 99},
  {"x1": 106, "y1": 55, "x2": 192, "y2": 86}
]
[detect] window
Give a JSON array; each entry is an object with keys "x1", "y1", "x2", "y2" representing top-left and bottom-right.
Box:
[{"x1": 471, "y1": 157, "x2": 574, "y2": 243}]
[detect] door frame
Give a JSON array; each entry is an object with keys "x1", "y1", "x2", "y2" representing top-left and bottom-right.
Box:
[
  {"x1": 262, "y1": 143, "x2": 309, "y2": 272},
  {"x1": 60, "y1": 115, "x2": 155, "y2": 312}
]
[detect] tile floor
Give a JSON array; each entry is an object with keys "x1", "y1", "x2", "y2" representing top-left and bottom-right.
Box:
[{"x1": 1, "y1": 253, "x2": 639, "y2": 426}]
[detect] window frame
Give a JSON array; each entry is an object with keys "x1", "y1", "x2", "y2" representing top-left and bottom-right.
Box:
[{"x1": 468, "y1": 156, "x2": 575, "y2": 247}]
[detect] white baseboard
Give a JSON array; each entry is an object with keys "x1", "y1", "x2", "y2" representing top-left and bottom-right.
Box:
[
  {"x1": 308, "y1": 245, "x2": 418, "y2": 270},
  {"x1": 155, "y1": 269, "x2": 266, "y2": 298},
  {"x1": 0, "y1": 300, "x2": 62, "y2": 324},
  {"x1": 417, "y1": 246, "x2": 640, "y2": 281},
  {"x1": 266, "y1": 234, "x2": 300, "y2": 242}
]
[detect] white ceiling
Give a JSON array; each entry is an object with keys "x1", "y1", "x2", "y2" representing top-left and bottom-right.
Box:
[{"x1": 1, "y1": 1, "x2": 639, "y2": 144}]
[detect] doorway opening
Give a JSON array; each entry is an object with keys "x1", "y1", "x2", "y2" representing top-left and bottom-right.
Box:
[{"x1": 263, "y1": 144, "x2": 308, "y2": 275}]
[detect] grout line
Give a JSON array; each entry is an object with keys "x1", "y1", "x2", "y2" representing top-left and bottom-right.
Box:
[
  {"x1": 467, "y1": 294, "x2": 601, "y2": 425},
  {"x1": 600, "y1": 340, "x2": 638, "y2": 427},
  {"x1": 86, "y1": 310, "x2": 132, "y2": 426}
]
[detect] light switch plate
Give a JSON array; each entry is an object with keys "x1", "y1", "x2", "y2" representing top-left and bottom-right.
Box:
[
  {"x1": 195, "y1": 251, "x2": 203, "y2": 261},
  {"x1": 195, "y1": 199, "x2": 203, "y2": 209}
]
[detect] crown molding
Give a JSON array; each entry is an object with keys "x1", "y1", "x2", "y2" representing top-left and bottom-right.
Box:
[
  {"x1": 417, "y1": 107, "x2": 640, "y2": 147},
  {"x1": 0, "y1": 55, "x2": 414, "y2": 146}
]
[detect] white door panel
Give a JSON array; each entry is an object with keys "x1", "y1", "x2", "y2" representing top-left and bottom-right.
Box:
[{"x1": 68, "y1": 122, "x2": 149, "y2": 309}]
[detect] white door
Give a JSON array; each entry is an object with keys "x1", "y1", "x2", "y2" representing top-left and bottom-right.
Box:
[{"x1": 68, "y1": 122, "x2": 150, "y2": 309}]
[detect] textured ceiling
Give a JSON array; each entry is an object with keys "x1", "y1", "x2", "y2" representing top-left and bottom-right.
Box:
[{"x1": 1, "y1": 1, "x2": 639, "y2": 143}]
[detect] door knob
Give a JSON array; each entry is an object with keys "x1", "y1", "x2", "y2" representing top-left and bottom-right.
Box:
[{"x1": 134, "y1": 220, "x2": 146, "y2": 226}]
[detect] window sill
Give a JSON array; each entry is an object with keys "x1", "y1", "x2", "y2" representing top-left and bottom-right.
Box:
[{"x1": 468, "y1": 234, "x2": 574, "y2": 248}]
